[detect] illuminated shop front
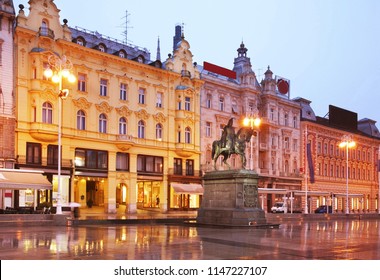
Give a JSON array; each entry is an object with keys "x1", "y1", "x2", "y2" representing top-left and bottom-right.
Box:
[
  {"x1": 169, "y1": 183, "x2": 203, "y2": 210},
  {"x1": 137, "y1": 181, "x2": 162, "y2": 209},
  {"x1": 136, "y1": 154, "x2": 163, "y2": 209}
]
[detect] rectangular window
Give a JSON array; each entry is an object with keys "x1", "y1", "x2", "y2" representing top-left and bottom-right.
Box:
[
  {"x1": 174, "y1": 158, "x2": 182, "y2": 175},
  {"x1": 185, "y1": 97, "x2": 191, "y2": 111},
  {"x1": 137, "y1": 155, "x2": 163, "y2": 174},
  {"x1": 116, "y1": 153, "x2": 129, "y2": 171},
  {"x1": 78, "y1": 73, "x2": 87, "y2": 92},
  {"x1": 206, "y1": 122, "x2": 211, "y2": 137},
  {"x1": 120, "y1": 83, "x2": 127, "y2": 100},
  {"x1": 26, "y1": 142, "x2": 42, "y2": 164},
  {"x1": 219, "y1": 98, "x2": 224, "y2": 111},
  {"x1": 47, "y1": 145, "x2": 59, "y2": 166},
  {"x1": 156, "y1": 92, "x2": 163, "y2": 108},
  {"x1": 186, "y1": 159, "x2": 194, "y2": 176},
  {"x1": 100, "y1": 78, "x2": 108, "y2": 96},
  {"x1": 206, "y1": 95, "x2": 212, "y2": 109},
  {"x1": 75, "y1": 148, "x2": 108, "y2": 170},
  {"x1": 138, "y1": 88, "x2": 146, "y2": 104}
]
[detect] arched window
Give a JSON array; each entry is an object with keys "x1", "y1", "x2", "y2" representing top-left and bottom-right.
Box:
[
  {"x1": 77, "y1": 110, "x2": 86, "y2": 130},
  {"x1": 119, "y1": 117, "x2": 127, "y2": 135},
  {"x1": 138, "y1": 120, "x2": 145, "y2": 138},
  {"x1": 185, "y1": 127, "x2": 191, "y2": 144},
  {"x1": 156, "y1": 123, "x2": 163, "y2": 140},
  {"x1": 42, "y1": 102, "x2": 53, "y2": 124},
  {"x1": 99, "y1": 113, "x2": 107, "y2": 133}
]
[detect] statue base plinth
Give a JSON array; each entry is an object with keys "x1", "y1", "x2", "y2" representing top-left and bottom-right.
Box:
[{"x1": 197, "y1": 169, "x2": 268, "y2": 226}]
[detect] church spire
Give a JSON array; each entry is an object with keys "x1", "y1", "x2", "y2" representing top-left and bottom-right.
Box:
[{"x1": 156, "y1": 36, "x2": 161, "y2": 61}]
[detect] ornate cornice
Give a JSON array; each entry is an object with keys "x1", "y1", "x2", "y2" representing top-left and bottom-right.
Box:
[
  {"x1": 95, "y1": 101, "x2": 113, "y2": 113},
  {"x1": 135, "y1": 109, "x2": 150, "y2": 120},
  {"x1": 72, "y1": 97, "x2": 92, "y2": 110},
  {"x1": 153, "y1": 112, "x2": 166, "y2": 123},
  {"x1": 116, "y1": 106, "x2": 132, "y2": 117}
]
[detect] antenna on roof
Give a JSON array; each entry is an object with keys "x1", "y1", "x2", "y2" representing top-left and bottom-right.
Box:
[{"x1": 120, "y1": 10, "x2": 133, "y2": 44}]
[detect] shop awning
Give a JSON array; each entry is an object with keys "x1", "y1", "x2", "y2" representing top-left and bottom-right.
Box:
[
  {"x1": 171, "y1": 183, "x2": 204, "y2": 195},
  {"x1": 0, "y1": 170, "x2": 52, "y2": 190},
  {"x1": 292, "y1": 190, "x2": 332, "y2": 196},
  {"x1": 258, "y1": 188, "x2": 289, "y2": 194},
  {"x1": 334, "y1": 193, "x2": 364, "y2": 198}
]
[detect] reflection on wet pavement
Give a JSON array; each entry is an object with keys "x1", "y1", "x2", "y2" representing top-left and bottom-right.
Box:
[{"x1": 0, "y1": 220, "x2": 379, "y2": 260}]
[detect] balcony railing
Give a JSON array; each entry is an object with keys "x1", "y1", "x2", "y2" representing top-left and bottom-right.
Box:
[{"x1": 39, "y1": 27, "x2": 55, "y2": 39}]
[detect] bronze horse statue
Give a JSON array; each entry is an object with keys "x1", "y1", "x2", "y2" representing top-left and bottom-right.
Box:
[{"x1": 212, "y1": 125, "x2": 255, "y2": 170}]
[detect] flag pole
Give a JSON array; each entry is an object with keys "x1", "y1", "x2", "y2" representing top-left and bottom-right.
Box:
[{"x1": 305, "y1": 125, "x2": 308, "y2": 214}]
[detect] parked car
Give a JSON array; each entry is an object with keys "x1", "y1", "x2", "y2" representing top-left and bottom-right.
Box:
[
  {"x1": 314, "y1": 205, "x2": 332, "y2": 213},
  {"x1": 271, "y1": 202, "x2": 287, "y2": 213}
]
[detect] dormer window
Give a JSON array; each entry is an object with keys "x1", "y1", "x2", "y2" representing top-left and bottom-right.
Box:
[
  {"x1": 119, "y1": 51, "x2": 125, "y2": 58},
  {"x1": 77, "y1": 38, "x2": 84, "y2": 46},
  {"x1": 99, "y1": 45, "x2": 105, "y2": 52},
  {"x1": 137, "y1": 56, "x2": 144, "y2": 63}
]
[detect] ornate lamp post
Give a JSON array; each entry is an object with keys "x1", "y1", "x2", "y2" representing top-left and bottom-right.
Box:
[
  {"x1": 44, "y1": 54, "x2": 76, "y2": 214},
  {"x1": 339, "y1": 135, "x2": 356, "y2": 215},
  {"x1": 243, "y1": 114, "x2": 261, "y2": 170}
]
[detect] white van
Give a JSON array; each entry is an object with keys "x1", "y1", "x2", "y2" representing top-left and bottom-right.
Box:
[{"x1": 271, "y1": 202, "x2": 287, "y2": 213}]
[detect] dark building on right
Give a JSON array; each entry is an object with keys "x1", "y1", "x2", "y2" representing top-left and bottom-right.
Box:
[{"x1": 295, "y1": 98, "x2": 380, "y2": 213}]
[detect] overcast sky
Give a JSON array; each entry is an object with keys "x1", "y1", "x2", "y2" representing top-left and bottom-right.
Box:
[{"x1": 15, "y1": 0, "x2": 380, "y2": 124}]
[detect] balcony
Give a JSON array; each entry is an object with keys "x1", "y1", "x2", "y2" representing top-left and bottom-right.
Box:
[
  {"x1": 181, "y1": 70, "x2": 191, "y2": 78},
  {"x1": 115, "y1": 134, "x2": 134, "y2": 151},
  {"x1": 29, "y1": 122, "x2": 58, "y2": 142},
  {"x1": 175, "y1": 143, "x2": 196, "y2": 158},
  {"x1": 39, "y1": 27, "x2": 55, "y2": 39}
]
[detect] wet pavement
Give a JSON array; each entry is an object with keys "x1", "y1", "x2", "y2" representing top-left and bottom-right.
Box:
[{"x1": 1, "y1": 218, "x2": 380, "y2": 260}]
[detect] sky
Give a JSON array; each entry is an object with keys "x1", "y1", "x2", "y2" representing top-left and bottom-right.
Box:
[{"x1": 14, "y1": 0, "x2": 380, "y2": 123}]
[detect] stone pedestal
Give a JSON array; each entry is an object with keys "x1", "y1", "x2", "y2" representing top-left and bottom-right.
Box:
[{"x1": 197, "y1": 169, "x2": 267, "y2": 226}]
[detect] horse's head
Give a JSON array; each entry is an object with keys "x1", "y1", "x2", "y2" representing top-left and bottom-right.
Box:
[{"x1": 237, "y1": 127, "x2": 255, "y2": 142}]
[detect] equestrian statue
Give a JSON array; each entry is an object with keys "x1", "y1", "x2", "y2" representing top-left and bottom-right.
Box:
[{"x1": 212, "y1": 118, "x2": 256, "y2": 170}]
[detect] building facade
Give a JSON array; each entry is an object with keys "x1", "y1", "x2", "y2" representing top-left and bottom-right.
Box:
[
  {"x1": 0, "y1": 0, "x2": 16, "y2": 169},
  {"x1": 297, "y1": 99, "x2": 380, "y2": 213},
  {"x1": 14, "y1": 0, "x2": 202, "y2": 213},
  {"x1": 199, "y1": 43, "x2": 303, "y2": 212}
]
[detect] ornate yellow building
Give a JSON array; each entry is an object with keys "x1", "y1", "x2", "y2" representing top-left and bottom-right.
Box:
[{"x1": 14, "y1": 0, "x2": 202, "y2": 213}]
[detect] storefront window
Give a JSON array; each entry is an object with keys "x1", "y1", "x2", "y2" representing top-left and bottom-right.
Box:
[
  {"x1": 137, "y1": 181, "x2": 161, "y2": 209},
  {"x1": 52, "y1": 175, "x2": 70, "y2": 206}
]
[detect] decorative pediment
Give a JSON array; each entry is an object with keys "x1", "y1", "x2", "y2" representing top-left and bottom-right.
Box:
[
  {"x1": 116, "y1": 106, "x2": 132, "y2": 117},
  {"x1": 96, "y1": 101, "x2": 113, "y2": 113},
  {"x1": 72, "y1": 97, "x2": 92, "y2": 110},
  {"x1": 184, "y1": 115, "x2": 194, "y2": 126},
  {"x1": 153, "y1": 112, "x2": 167, "y2": 123},
  {"x1": 135, "y1": 109, "x2": 150, "y2": 120},
  {"x1": 40, "y1": 89, "x2": 57, "y2": 102}
]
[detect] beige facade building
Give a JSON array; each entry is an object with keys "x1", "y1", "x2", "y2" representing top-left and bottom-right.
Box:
[
  {"x1": 200, "y1": 43, "x2": 303, "y2": 212},
  {"x1": 14, "y1": 0, "x2": 202, "y2": 213}
]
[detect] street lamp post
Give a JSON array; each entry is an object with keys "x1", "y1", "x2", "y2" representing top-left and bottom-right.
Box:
[
  {"x1": 44, "y1": 54, "x2": 76, "y2": 214},
  {"x1": 243, "y1": 114, "x2": 261, "y2": 170},
  {"x1": 339, "y1": 135, "x2": 356, "y2": 215}
]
